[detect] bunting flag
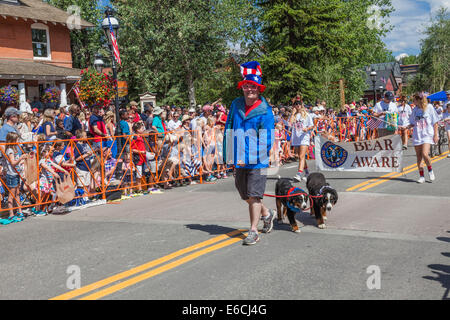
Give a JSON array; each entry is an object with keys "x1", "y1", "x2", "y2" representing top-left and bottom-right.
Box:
[
  {"x1": 366, "y1": 117, "x2": 383, "y2": 130},
  {"x1": 108, "y1": 16, "x2": 122, "y2": 66}
]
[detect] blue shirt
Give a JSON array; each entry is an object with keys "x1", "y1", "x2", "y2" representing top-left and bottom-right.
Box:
[
  {"x1": 64, "y1": 115, "x2": 82, "y2": 136},
  {"x1": 119, "y1": 120, "x2": 130, "y2": 135},
  {"x1": 73, "y1": 143, "x2": 91, "y2": 171},
  {"x1": 0, "y1": 123, "x2": 18, "y2": 142},
  {"x1": 223, "y1": 96, "x2": 274, "y2": 169},
  {"x1": 152, "y1": 116, "x2": 165, "y2": 134}
]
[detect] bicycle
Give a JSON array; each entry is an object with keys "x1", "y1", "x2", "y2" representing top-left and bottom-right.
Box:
[{"x1": 430, "y1": 121, "x2": 448, "y2": 157}]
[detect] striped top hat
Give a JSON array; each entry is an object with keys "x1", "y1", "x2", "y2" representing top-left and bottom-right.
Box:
[{"x1": 237, "y1": 61, "x2": 266, "y2": 93}]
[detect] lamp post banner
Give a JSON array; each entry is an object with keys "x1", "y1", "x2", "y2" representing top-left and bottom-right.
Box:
[{"x1": 314, "y1": 134, "x2": 404, "y2": 173}]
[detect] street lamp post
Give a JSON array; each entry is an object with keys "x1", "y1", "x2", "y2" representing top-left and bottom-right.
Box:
[
  {"x1": 93, "y1": 53, "x2": 104, "y2": 73},
  {"x1": 370, "y1": 69, "x2": 377, "y2": 107},
  {"x1": 101, "y1": 8, "x2": 122, "y2": 153}
]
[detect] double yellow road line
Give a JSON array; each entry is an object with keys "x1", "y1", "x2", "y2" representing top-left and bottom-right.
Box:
[
  {"x1": 50, "y1": 229, "x2": 247, "y2": 300},
  {"x1": 346, "y1": 151, "x2": 449, "y2": 192}
]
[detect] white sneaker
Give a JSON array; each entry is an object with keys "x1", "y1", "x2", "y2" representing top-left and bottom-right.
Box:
[
  {"x1": 429, "y1": 171, "x2": 435, "y2": 181},
  {"x1": 417, "y1": 176, "x2": 425, "y2": 184},
  {"x1": 302, "y1": 172, "x2": 309, "y2": 181},
  {"x1": 293, "y1": 172, "x2": 303, "y2": 182}
]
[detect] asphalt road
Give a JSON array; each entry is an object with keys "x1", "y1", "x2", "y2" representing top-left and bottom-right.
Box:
[{"x1": 0, "y1": 147, "x2": 449, "y2": 300}]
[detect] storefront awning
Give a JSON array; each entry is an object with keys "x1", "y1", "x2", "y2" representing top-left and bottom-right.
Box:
[{"x1": 0, "y1": 59, "x2": 81, "y2": 81}]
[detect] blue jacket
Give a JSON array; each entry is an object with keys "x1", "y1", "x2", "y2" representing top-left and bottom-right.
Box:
[{"x1": 223, "y1": 96, "x2": 274, "y2": 169}]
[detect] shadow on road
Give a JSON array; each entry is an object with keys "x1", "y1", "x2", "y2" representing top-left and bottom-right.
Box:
[
  {"x1": 272, "y1": 211, "x2": 318, "y2": 231},
  {"x1": 185, "y1": 224, "x2": 239, "y2": 236},
  {"x1": 423, "y1": 231, "x2": 450, "y2": 300}
]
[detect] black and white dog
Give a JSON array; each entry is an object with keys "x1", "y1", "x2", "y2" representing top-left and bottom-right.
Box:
[
  {"x1": 306, "y1": 172, "x2": 338, "y2": 229},
  {"x1": 275, "y1": 177, "x2": 308, "y2": 233}
]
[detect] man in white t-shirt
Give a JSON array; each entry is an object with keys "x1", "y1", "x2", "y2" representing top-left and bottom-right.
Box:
[
  {"x1": 20, "y1": 98, "x2": 32, "y2": 114},
  {"x1": 310, "y1": 106, "x2": 320, "y2": 120},
  {"x1": 167, "y1": 112, "x2": 182, "y2": 131},
  {"x1": 372, "y1": 91, "x2": 397, "y2": 137}
]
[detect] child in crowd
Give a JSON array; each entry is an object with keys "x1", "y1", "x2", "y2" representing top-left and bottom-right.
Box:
[
  {"x1": 5, "y1": 132, "x2": 28, "y2": 222},
  {"x1": 53, "y1": 141, "x2": 75, "y2": 180},
  {"x1": 35, "y1": 144, "x2": 70, "y2": 215},
  {"x1": 121, "y1": 154, "x2": 133, "y2": 196},
  {"x1": 73, "y1": 130, "x2": 93, "y2": 192}
]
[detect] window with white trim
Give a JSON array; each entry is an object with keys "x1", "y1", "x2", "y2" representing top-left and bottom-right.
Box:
[{"x1": 31, "y1": 23, "x2": 51, "y2": 60}]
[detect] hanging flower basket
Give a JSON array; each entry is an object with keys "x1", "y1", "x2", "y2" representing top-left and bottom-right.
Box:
[
  {"x1": 79, "y1": 68, "x2": 116, "y2": 108},
  {"x1": 0, "y1": 85, "x2": 19, "y2": 106},
  {"x1": 42, "y1": 86, "x2": 61, "y2": 104}
]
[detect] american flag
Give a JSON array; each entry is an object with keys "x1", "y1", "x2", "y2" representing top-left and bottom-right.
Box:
[
  {"x1": 73, "y1": 82, "x2": 86, "y2": 108},
  {"x1": 108, "y1": 16, "x2": 121, "y2": 66},
  {"x1": 240, "y1": 64, "x2": 262, "y2": 77},
  {"x1": 366, "y1": 116, "x2": 383, "y2": 130}
]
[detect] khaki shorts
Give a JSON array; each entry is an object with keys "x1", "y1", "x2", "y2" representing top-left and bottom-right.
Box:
[{"x1": 76, "y1": 168, "x2": 92, "y2": 188}]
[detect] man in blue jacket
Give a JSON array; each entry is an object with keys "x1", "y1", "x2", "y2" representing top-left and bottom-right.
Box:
[{"x1": 223, "y1": 61, "x2": 276, "y2": 245}]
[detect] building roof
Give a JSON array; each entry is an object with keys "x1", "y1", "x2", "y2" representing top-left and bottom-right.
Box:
[
  {"x1": 366, "y1": 62, "x2": 402, "y2": 79},
  {"x1": 364, "y1": 68, "x2": 398, "y2": 93},
  {"x1": 0, "y1": 58, "x2": 81, "y2": 80},
  {"x1": 0, "y1": 0, "x2": 94, "y2": 28}
]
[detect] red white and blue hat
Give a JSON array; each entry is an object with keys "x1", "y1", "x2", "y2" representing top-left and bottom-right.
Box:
[{"x1": 237, "y1": 61, "x2": 266, "y2": 93}]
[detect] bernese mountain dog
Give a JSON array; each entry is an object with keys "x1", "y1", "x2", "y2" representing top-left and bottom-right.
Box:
[
  {"x1": 275, "y1": 177, "x2": 308, "y2": 233},
  {"x1": 306, "y1": 172, "x2": 338, "y2": 229}
]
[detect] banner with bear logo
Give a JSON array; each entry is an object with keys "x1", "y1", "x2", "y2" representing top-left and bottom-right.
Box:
[{"x1": 314, "y1": 134, "x2": 404, "y2": 172}]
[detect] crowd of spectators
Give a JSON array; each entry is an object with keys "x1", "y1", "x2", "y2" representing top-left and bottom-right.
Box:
[{"x1": 1, "y1": 92, "x2": 448, "y2": 224}]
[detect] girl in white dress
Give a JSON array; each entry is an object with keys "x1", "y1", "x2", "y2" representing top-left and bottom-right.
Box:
[
  {"x1": 289, "y1": 103, "x2": 314, "y2": 181},
  {"x1": 407, "y1": 92, "x2": 439, "y2": 183},
  {"x1": 397, "y1": 97, "x2": 412, "y2": 150}
]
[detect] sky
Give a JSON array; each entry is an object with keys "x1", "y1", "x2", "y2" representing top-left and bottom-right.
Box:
[
  {"x1": 382, "y1": 0, "x2": 449, "y2": 59},
  {"x1": 98, "y1": 0, "x2": 449, "y2": 59}
]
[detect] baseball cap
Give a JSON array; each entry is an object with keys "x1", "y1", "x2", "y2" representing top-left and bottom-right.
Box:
[
  {"x1": 4, "y1": 107, "x2": 22, "y2": 118},
  {"x1": 384, "y1": 91, "x2": 394, "y2": 101}
]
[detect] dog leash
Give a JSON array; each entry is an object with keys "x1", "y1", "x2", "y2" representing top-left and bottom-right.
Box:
[{"x1": 263, "y1": 191, "x2": 324, "y2": 213}]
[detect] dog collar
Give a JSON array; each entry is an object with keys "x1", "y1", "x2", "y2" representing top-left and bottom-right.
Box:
[
  {"x1": 318, "y1": 185, "x2": 335, "y2": 196},
  {"x1": 286, "y1": 187, "x2": 304, "y2": 213},
  {"x1": 318, "y1": 186, "x2": 327, "y2": 196}
]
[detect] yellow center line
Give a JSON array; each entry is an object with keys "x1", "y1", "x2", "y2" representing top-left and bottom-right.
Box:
[
  {"x1": 358, "y1": 151, "x2": 449, "y2": 191},
  {"x1": 345, "y1": 163, "x2": 417, "y2": 191},
  {"x1": 80, "y1": 234, "x2": 246, "y2": 300},
  {"x1": 50, "y1": 229, "x2": 246, "y2": 300},
  {"x1": 346, "y1": 151, "x2": 449, "y2": 192}
]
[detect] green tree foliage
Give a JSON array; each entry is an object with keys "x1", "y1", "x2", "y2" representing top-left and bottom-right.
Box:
[
  {"x1": 112, "y1": 0, "x2": 256, "y2": 107},
  {"x1": 45, "y1": 0, "x2": 105, "y2": 69},
  {"x1": 411, "y1": 7, "x2": 449, "y2": 93},
  {"x1": 257, "y1": 0, "x2": 393, "y2": 106},
  {"x1": 400, "y1": 55, "x2": 418, "y2": 65}
]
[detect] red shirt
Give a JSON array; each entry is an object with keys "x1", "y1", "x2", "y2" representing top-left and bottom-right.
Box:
[
  {"x1": 245, "y1": 99, "x2": 262, "y2": 117},
  {"x1": 132, "y1": 112, "x2": 141, "y2": 123},
  {"x1": 216, "y1": 112, "x2": 227, "y2": 125},
  {"x1": 131, "y1": 136, "x2": 146, "y2": 165}
]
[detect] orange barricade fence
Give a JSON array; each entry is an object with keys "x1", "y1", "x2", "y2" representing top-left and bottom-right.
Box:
[
  {"x1": 0, "y1": 129, "x2": 230, "y2": 215},
  {"x1": 0, "y1": 116, "x2": 402, "y2": 215}
]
